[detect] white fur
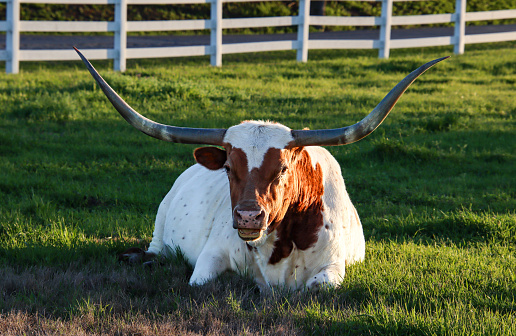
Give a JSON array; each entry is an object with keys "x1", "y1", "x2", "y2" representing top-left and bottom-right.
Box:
[
  {"x1": 223, "y1": 121, "x2": 294, "y2": 171},
  {"x1": 147, "y1": 122, "x2": 365, "y2": 290}
]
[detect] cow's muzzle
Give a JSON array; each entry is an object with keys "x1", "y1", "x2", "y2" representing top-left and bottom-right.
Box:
[{"x1": 233, "y1": 205, "x2": 268, "y2": 241}]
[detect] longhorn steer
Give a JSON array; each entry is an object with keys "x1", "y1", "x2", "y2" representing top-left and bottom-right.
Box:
[{"x1": 75, "y1": 48, "x2": 448, "y2": 290}]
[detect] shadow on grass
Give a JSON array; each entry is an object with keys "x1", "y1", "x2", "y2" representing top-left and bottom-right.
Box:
[
  {"x1": 0, "y1": 246, "x2": 413, "y2": 335},
  {"x1": 1, "y1": 247, "x2": 513, "y2": 335}
]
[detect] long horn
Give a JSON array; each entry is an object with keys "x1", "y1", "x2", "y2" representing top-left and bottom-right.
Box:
[
  {"x1": 74, "y1": 47, "x2": 226, "y2": 145},
  {"x1": 290, "y1": 56, "x2": 450, "y2": 147}
]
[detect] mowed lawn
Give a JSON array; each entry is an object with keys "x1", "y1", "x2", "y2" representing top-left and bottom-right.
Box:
[{"x1": 0, "y1": 43, "x2": 514, "y2": 335}]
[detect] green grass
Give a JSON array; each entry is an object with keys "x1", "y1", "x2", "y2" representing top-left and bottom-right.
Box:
[{"x1": 0, "y1": 43, "x2": 515, "y2": 335}]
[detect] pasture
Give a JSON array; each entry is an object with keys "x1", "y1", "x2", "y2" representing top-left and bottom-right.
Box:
[{"x1": 0, "y1": 43, "x2": 515, "y2": 335}]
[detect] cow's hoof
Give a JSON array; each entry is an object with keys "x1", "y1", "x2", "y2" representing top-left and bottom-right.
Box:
[{"x1": 118, "y1": 247, "x2": 146, "y2": 263}]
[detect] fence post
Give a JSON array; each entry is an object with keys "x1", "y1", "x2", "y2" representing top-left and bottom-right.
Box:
[
  {"x1": 379, "y1": 0, "x2": 392, "y2": 59},
  {"x1": 6, "y1": 0, "x2": 20, "y2": 74},
  {"x1": 454, "y1": 0, "x2": 466, "y2": 54},
  {"x1": 114, "y1": 0, "x2": 127, "y2": 71},
  {"x1": 297, "y1": 0, "x2": 310, "y2": 62},
  {"x1": 210, "y1": 0, "x2": 222, "y2": 66}
]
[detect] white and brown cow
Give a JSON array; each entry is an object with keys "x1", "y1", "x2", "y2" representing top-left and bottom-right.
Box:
[{"x1": 75, "y1": 48, "x2": 447, "y2": 290}]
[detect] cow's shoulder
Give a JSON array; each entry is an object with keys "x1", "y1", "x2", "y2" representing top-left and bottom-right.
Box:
[{"x1": 161, "y1": 164, "x2": 232, "y2": 265}]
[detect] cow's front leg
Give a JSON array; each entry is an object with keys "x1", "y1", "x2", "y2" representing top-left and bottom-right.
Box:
[
  {"x1": 305, "y1": 263, "x2": 345, "y2": 290},
  {"x1": 189, "y1": 251, "x2": 229, "y2": 286}
]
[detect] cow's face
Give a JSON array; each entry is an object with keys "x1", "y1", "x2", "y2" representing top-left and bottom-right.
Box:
[{"x1": 194, "y1": 121, "x2": 309, "y2": 244}]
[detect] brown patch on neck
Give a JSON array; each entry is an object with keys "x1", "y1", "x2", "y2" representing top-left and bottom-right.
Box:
[{"x1": 268, "y1": 148, "x2": 325, "y2": 265}]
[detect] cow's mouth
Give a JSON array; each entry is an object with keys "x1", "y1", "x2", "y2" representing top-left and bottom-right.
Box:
[{"x1": 238, "y1": 228, "x2": 263, "y2": 241}]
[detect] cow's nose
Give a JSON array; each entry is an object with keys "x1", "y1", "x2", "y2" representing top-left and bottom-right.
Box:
[{"x1": 234, "y1": 209, "x2": 266, "y2": 228}]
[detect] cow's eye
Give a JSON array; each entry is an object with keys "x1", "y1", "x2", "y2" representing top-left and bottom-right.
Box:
[{"x1": 274, "y1": 166, "x2": 288, "y2": 181}]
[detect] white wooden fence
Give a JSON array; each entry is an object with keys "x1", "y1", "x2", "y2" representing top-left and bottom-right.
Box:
[{"x1": 1, "y1": 0, "x2": 515, "y2": 73}]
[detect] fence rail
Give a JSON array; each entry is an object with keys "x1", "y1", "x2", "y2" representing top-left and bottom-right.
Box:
[{"x1": 1, "y1": 0, "x2": 515, "y2": 73}]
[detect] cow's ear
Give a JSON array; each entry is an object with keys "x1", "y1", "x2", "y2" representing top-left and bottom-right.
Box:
[{"x1": 194, "y1": 147, "x2": 227, "y2": 170}]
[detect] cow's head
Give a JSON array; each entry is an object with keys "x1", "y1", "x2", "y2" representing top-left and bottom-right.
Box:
[
  {"x1": 75, "y1": 47, "x2": 448, "y2": 243},
  {"x1": 193, "y1": 121, "x2": 316, "y2": 243}
]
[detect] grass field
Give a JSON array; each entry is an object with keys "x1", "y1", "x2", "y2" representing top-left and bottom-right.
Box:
[{"x1": 0, "y1": 43, "x2": 515, "y2": 335}]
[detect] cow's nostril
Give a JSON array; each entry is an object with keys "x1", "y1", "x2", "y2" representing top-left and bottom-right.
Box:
[
  {"x1": 234, "y1": 211, "x2": 242, "y2": 220},
  {"x1": 255, "y1": 211, "x2": 265, "y2": 221}
]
